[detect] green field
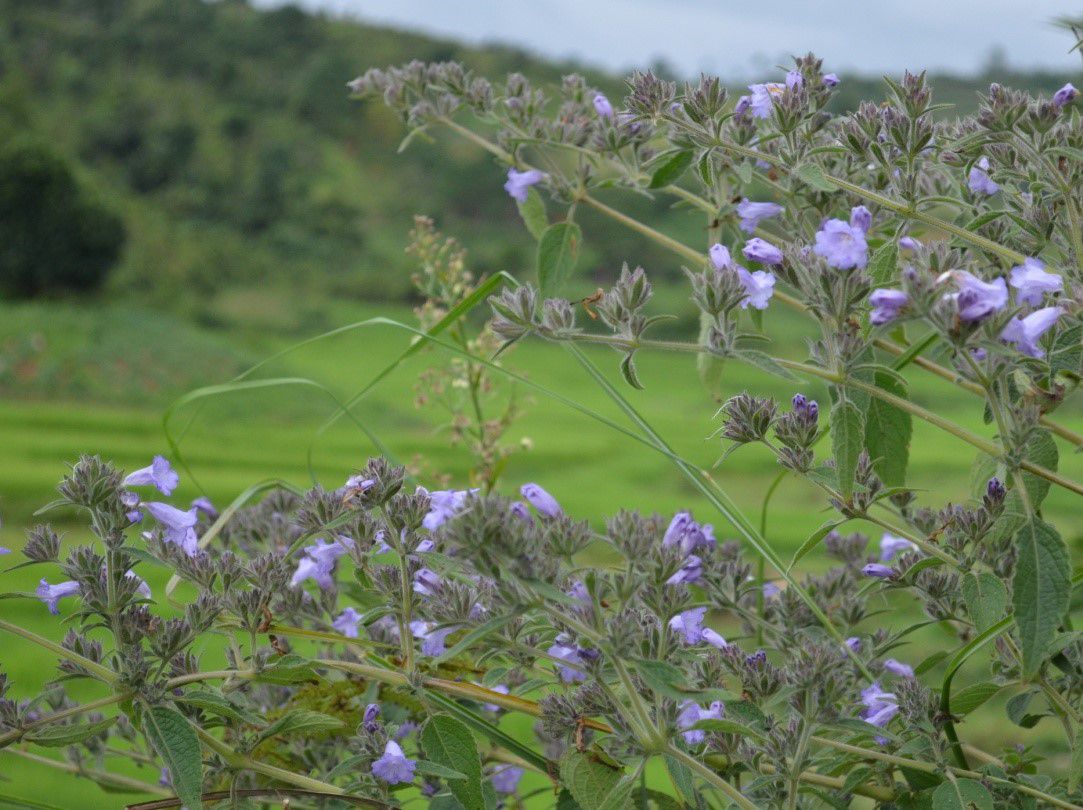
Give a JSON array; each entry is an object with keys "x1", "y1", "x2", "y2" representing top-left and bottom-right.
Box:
[{"x1": 1, "y1": 297, "x2": 1081, "y2": 806}]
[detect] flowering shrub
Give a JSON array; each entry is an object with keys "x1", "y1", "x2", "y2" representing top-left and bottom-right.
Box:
[{"x1": 2, "y1": 52, "x2": 1083, "y2": 810}]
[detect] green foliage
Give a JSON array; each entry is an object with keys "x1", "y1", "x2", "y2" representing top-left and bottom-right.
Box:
[
  {"x1": 830, "y1": 397, "x2": 865, "y2": 498},
  {"x1": 537, "y1": 221, "x2": 582, "y2": 299},
  {"x1": 0, "y1": 138, "x2": 124, "y2": 298},
  {"x1": 863, "y1": 369, "x2": 912, "y2": 487},
  {"x1": 1012, "y1": 518, "x2": 1070, "y2": 677},
  {"x1": 140, "y1": 705, "x2": 203, "y2": 810},
  {"x1": 419, "y1": 714, "x2": 489, "y2": 810}
]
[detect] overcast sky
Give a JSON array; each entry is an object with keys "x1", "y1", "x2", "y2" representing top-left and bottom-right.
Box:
[{"x1": 265, "y1": 0, "x2": 1081, "y2": 79}]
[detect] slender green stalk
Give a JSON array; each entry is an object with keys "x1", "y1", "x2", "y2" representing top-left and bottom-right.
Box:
[
  {"x1": 0, "y1": 618, "x2": 118, "y2": 684},
  {"x1": 1, "y1": 748, "x2": 171, "y2": 797},
  {"x1": 0, "y1": 692, "x2": 130, "y2": 748},
  {"x1": 665, "y1": 745, "x2": 759, "y2": 810}
]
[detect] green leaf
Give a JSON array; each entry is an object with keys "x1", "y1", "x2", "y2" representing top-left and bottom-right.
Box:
[
  {"x1": 1006, "y1": 690, "x2": 1047, "y2": 728},
  {"x1": 424, "y1": 692, "x2": 550, "y2": 774},
  {"x1": 931, "y1": 778, "x2": 993, "y2": 810},
  {"x1": 24, "y1": 717, "x2": 116, "y2": 747},
  {"x1": 961, "y1": 572, "x2": 1007, "y2": 633},
  {"x1": 862, "y1": 369, "x2": 911, "y2": 488},
  {"x1": 141, "y1": 705, "x2": 203, "y2": 810},
  {"x1": 1012, "y1": 519, "x2": 1070, "y2": 677},
  {"x1": 537, "y1": 221, "x2": 582, "y2": 299},
  {"x1": 795, "y1": 162, "x2": 837, "y2": 192},
  {"x1": 648, "y1": 150, "x2": 694, "y2": 189},
  {"x1": 176, "y1": 689, "x2": 262, "y2": 725},
  {"x1": 735, "y1": 349, "x2": 797, "y2": 380},
  {"x1": 950, "y1": 682, "x2": 1003, "y2": 715},
  {"x1": 788, "y1": 519, "x2": 847, "y2": 569},
  {"x1": 831, "y1": 399, "x2": 865, "y2": 499},
  {"x1": 435, "y1": 614, "x2": 516, "y2": 663},
  {"x1": 253, "y1": 709, "x2": 344, "y2": 746},
  {"x1": 516, "y1": 188, "x2": 549, "y2": 240},
  {"x1": 1070, "y1": 725, "x2": 1083, "y2": 792},
  {"x1": 1018, "y1": 429, "x2": 1058, "y2": 510},
  {"x1": 597, "y1": 772, "x2": 639, "y2": 810},
  {"x1": 664, "y1": 755, "x2": 698, "y2": 806},
  {"x1": 414, "y1": 760, "x2": 468, "y2": 780},
  {"x1": 867, "y1": 241, "x2": 898, "y2": 285},
  {"x1": 841, "y1": 766, "x2": 872, "y2": 795},
  {"x1": 620, "y1": 353, "x2": 645, "y2": 390},
  {"x1": 1048, "y1": 323, "x2": 1082, "y2": 380},
  {"x1": 696, "y1": 310, "x2": 725, "y2": 393},
  {"x1": 420, "y1": 714, "x2": 488, "y2": 810},
  {"x1": 691, "y1": 717, "x2": 767, "y2": 742},
  {"x1": 560, "y1": 750, "x2": 626, "y2": 810},
  {"x1": 733, "y1": 160, "x2": 753, "y2": 185},
  {"x1": 254, "y1": 654, "x2": 320, "y2": 685}
]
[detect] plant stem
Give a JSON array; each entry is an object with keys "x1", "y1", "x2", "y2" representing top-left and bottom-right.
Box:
[
  {"x1": 0, "y1": 618, "x2": 118, "y2": 684},
  {"x1": 665, "y1": 745, "x2": 758, "y2": 810},
  {"x1": 0, "y1": 692, "x2": 131, "y2": 749},
  {"x1": 1, "y1": 747, "x2": 171, "y2": 797}
]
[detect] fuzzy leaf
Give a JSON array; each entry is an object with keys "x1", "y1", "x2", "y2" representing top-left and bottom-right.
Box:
[
  {"x1": 831, "y1": 399, "x2": 865, "y2": 499},
  {"x1": 648, "y1": 150, "x2": 694, "y2": 189},
  {"x1": 1012, "y1": 518, "x2": 1070, "y2": 677},
  {"x1": 931, "y1": 778, "x2": 993, "y2": 810},
  {"x1": 253, "y1": 709, "x2": 343, "y2": 746},
  {"x1": 620, "y1": 353, "x2": 645, "y2": 390},
  {"x1": 863, "y1": 369, "x2": 911, "y2": 488},
  {"x1": 560, "y1": 750, "x2": 626, "y2": 810},
  {"x1": 516, "y1": 188, "x2": 549, "y2": 241},
  {"x1": 24, "y1": 717, "x2": 115, "y2": 747},
  {"x1": 142, "y1": 705, "x2": 203, "y2": 810},
  {"x1": 789, "y1": 519, "x2": 847, "y2": 569},
  {"x1": 796, "y1": 162, "x2": 837, "y2": 192},
  {"x1": 961, "y1": 572, "x2": 1007, "y2": 633},
  {"x1": 176, "y1": 689, "x2": 262, "y2": 725},
  {"x1": 867, "y1": 241, "x2": 898, "y2": 285},
  {"x1": 537, "y1": 222, "x2": 582, "y2": 299},
  {"x1": 420, "y1": 714, "x2": 488, "y2": 810},
  {"x1": 1048, "y1": 323, "x2": 1082, "y2": 380},
  {"x1": 950, "y1": 682, "x2": 1003, "y2": 715}
]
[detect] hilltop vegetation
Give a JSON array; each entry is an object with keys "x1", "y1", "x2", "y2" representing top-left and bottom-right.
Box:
[{"x1": 0, "y1": 0, "x2": 1074, "y2": 333}]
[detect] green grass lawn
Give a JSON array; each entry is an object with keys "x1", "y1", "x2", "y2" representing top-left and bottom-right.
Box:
[{"x1": 1, "y1": 300, "x2": 1081, "y2": 806}]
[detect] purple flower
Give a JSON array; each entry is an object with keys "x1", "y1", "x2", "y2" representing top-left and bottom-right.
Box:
[
  {"x1": 860, "y1": 682, "x2": 899, "y2": 734},
  {"x1": 409, "y1": 621, "x2": 458, "y2": 657},
  {"x1": 862, "y1": 563, "x2": 895, "y2": 579},
  {"x1": 813, "y1": 218, "x2": 869, "y2": 270},
  {"x1": 845, "y1": 637, "x2": 862, "y2": 652},
  {"x1": 125, "y1": 570, "x2": 152, "y2": 599},
  {"x1": 748, "y1": 83, "x2": 784, "y2": 118},
  {"x1": 942, "y1": 270, "x2": 1008, "y2": 323},
  {"x1": 736, "y1": 267, "x2": 776, "y2": 310},
  {"x1": 509, "y1": 502, "x2": 531, "y2": 522},
  {"x1": 968, "y1": 156, "x2": 999, "y2": 195},
  {"x1": 898, "y1": 236, "x2": 921, "y2": 252},
  {"x1": 701, "y1": 628, "x2": 729, "y2": 650},
  {"x1": 662, "y1": 513, "x2": 716, "y2": 556},
  {"x1": 492, "y1": 764, "x2": 524, "y2": 795},
  {"x1": 785, "y1": 69, "x2": 803, "y2": 91},
  {"x1": 36, "y1": 579, "x2": 80, "y2": 614},
  {"x1": 1010, "y1": 258, "x2": 1063, "y2": 306},
  {"x1": 822, "y1": 73, "x2": 840, "y2": 88},
  {"x1": 548, "y1": 633, "x2": 587, "y2": 683},
  {"x1": 421, "y1": 487, "x2": 476, "y2": 531},
  {"x1": 289, "y1": 536, "x2": 351, "y2": 589},
  {"x1": 734, "y1": 95, "x2": 751, "y2": 117},
  {"x1": 520, "y1": 483, "x2": 562, "y2": 518},
  {"x1": 413, "y1": 567, "x2": 441, "y2": 597},
  {"x1": 363, "y1": 703, "x2": 381, "y2": 734},
  {"x1": 849, "y1": 206, "x2": 872, "y2": 234},
  {"x1": 371, "y1": 740, "x2": 416, "y2": 785},
  {"x1": 567, "y1": 580, "x2": 590, "y2": 603},
  {"x1": 742, "y1": 237, "x2": 783, "y2": 265},
  {"x1": 190, "y1": 496, "x2": 217, "y2": 519},
  {"x1": 1000, "y1": 307, "x2": 1064, "y2": 358},
  {"x1": 1053, "y1": 83, "x2": 1078, "y2": 108},
  {"x1": 736, "y1": 199, "x2": 784, "y2": 234},
  {"x1": 762, "y1": 582, "x2": 781, "y2": 599},
  {"x1": 668, "y1": 607, "x2": 706, "y2": 644},
  {"x1": 677, "y1": 700, "x2": 724, "y2": 744},
  {"x1": 593, "y1": 93, "x2": 614, "y2": 119},
  {"x1": 883, "y1": 658, "x2": 914, "y2": 678},
  {"x1": 0, "y1": 546, "x2": 9, "y2": 555},
  {"x1": 879, "y1": 533, "x2": 916, "y2": 561},
  {"x1": 332, "y1": 607, "x2": 362, "y2": 638},
  {"x1": 344, "y1": 474, "x2": 375, "y2": 492},
  {"x1": 709, "y1": 243, "x2": 734, "y2": 270},
  {"x1": 144, "y1": 502, "x2": 199, "y2": 556},
  {"x1": 123, "y1": 456, "x2": 179, "y2": 496},
  {"x1": 869, "y1": 289, "x2": 908, "y2": 325},
  {"x1": 503, "y1": 168, "x2": 545, "y2": 203},
  {"x1": 792, "y1": 394, "x2": 819, "y2": 420},
  {"x1": 666, "y1": 554, "x2": 703, "y2": 586}
]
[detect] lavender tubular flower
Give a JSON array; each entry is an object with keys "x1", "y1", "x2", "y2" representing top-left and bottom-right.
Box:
[
  {"x1": 1052, "y1": 82, "x2": 1078, "y2": 107},
  {"x1": 1000, "y1": 307, "x2": 1064, "y2": 358},
  {"x1": 421, "y1": 487, "x2": 476, "y2": 530},
  {"x1": 869, "y1": 288, "x2": 908, "y2": 325},
  {"x1": 123, "y1": 455, "x2": 179, "y2": 496},
  {"x1": 1010, "y1": 258, "x2": 1063, "y2": 306},
  {"x1": 362, "y1": 703, "x2": 381, "y2": 734},
  {"x1": 742, "y1": 237, "x2": 783, "y2": 265},
  {"x1": 547, "y1": 633, "x2": 587, "y2": 683},
  {"x1": 813, "y1": 217, "x2": 868, "y2": 270},
  {"x1": 503, "y1": 168, "x2": 545, "y2": 203},
  {"x1": 36, "y1": 579, "x2": 80, "y2": 614},
  {"x1": 666, "y1": 554, "x2": 703, "y2": 586},
  {"x1": 668, "y1": 606, "x2": 706, "y2": 644},
  {"x1": 862, "y1": 563, "x2": 895, "y2": 579},
  {"x1": 736, "y1": 267, "x2": 775, "y2": 310},
  {"x1": 332, "y1": 607, "x2": 362, "y2": 638},
  {"x1": 144, "y1": 502, "x2": 199, "y2": 556},
  {"x1": 520, "y1": 483, "x2": 562, "y2": 517},
  {"x1": 593, "y1": 92, "x2": 614, "y2": 119},
  {"x1": 492, "y1": 764, "x2": 524, "y2": 794},
  {"x1": 736, "y1": 199, "x2": 784, "y2": 234},
  {"x1": 883, "y1": 658, "x2": 914, "y2": 678},
  {"x1": 709, "y1": 243, "x2": 734, "y2": 270},
  {"x1": 879, "y1": 533, "x2": 917, "y2": 561},
  {"x1": 942, "y1": 270, "x2": 1008, "y2": 323},
  {"x1": 822, "y1": 73, "x2": 840, "y2": 88},
  {"x1": 968, "y1": 156, "x2": 998, "y2": 195},
  {"x1": 372, "y1": 740, "x2": 416, "y2": 784},
  {"x1": 748, "y1": 82, "x2": 783, "y2": 118}
]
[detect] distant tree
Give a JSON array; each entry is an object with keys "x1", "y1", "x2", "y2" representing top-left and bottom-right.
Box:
[{"x1": 0, "y1": 139, "x2": 125, "y2": 297}]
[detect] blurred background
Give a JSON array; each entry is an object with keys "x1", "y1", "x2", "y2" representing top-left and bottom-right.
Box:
[{"x1": 0, "y1": 3, "x2": 1081, "y2": 803}]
